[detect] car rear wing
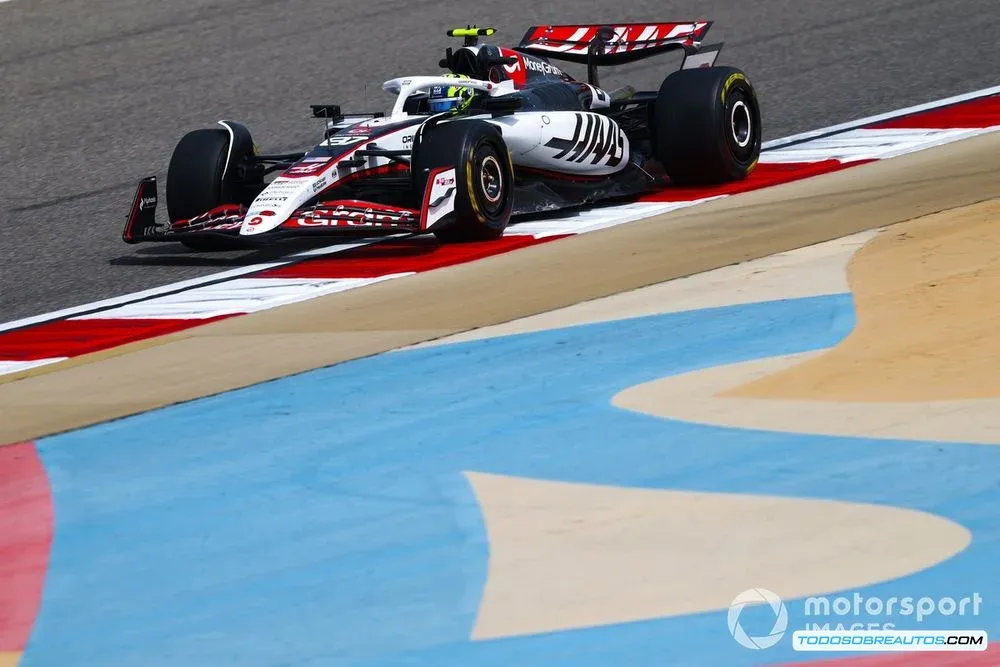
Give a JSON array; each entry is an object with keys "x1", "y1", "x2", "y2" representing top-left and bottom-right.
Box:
[{"x1": 516, "y1": 22, "x2": 721, "y2": 84}]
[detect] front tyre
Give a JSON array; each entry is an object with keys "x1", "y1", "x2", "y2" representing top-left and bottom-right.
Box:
[
  {"x1": 411, "y1": 120, "x2": 514, "y2": 242},
  {"x1": 165, "y1": 124, "x2": 261, "y2": 251},
  {"x1": 653, "y1": 66, "x2": 762, "y2": 186}
]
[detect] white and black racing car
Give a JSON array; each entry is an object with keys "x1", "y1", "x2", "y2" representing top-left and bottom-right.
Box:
[{"x1": 123, "y1": 22, "x2": 761, "y2": 250}]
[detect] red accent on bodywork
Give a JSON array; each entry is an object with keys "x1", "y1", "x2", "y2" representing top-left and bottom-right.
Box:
[
  {"x1": 0, "y1": 316, "x2": 237, "y2": 362},
  {"x1": 305, "y1": 199, "x2": 418, "y2": 216},
  {"x1": 258, "y1": 234, "x2": 572, "y2": 280},
  {"x1": 172, "y1": 204, "x2": 246, "y2": 229},
  {"x1": 337, "y1": 163, "x2": 409, "y2": 184},
  {"x1": 496, "y1": 48, "x2": 527, "y2": 87},
  {"x1": 0, "y1": 442, "x2": 53, "y2": 653},
  {"x1": 279, "y1": 158, "x2": 334, "y2": 178},
  {"x1": 281, "y1": 199, "x2": 420, "y2": 229},
  {"x1": 869, "y1": 94, "x2": 1000, "y2": 129}
]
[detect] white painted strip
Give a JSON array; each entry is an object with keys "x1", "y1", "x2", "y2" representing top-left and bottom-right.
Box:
[
  {"x1": 0, "y1": 237, "x2": 400, "y2": 333},
  {"x1": 0, "y1": 358, "x2": 68, "y2": 376},
  {"x1": 72, "y1": 275, "x2": 412, "y2": 320},
  {"x1": 762, "y1": 84, "x2": 1000, "y2": 150},
  {"x1": 508, "y1": 199, "x2": 724, "y2": 238},
  {"x1": 761, "y1": 126, "x2": 1000, "y2": 163},
  {"x1": 867, "y1": 127, "x2": 1000, "y2": 159}
]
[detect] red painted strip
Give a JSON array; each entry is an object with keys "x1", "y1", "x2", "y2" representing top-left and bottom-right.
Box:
[
  {"x1": 870, "y1": 94, "x2": 1000, "y2": 129},
  {"x1": 0, "y1": 315, "x2": 236, "y2": 362},
  {"x1": 638, "y1": 159, "x2": 873, "y2": 203},
  {"x1": 774, "y1": 643, "x2": 1000, "y2": 665},
  {"x1": 263, "y1": 162, "x2": 870, "y2": 280},
  {"x1": 258, "y1": 234, "x2": 570, "y2": 280},
  {"x1": 0, "y1": 443, "x2": 52, "y2": 652}
]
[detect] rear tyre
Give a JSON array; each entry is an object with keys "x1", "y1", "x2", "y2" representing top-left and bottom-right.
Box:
[
  {"x1": 653, "y1": 66, "x2": 762, "y2": 186},
  {"x1": 411, "y1": 120, "x2": 514, "y2": 242},
  {"x1": 166, "y1": 126, "x2": 261, "y2": 251}
]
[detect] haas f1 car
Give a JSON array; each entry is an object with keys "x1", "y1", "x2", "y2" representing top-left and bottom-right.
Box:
[{"x1": 123, "y1": 22, "x2": 761, "y2": 250}]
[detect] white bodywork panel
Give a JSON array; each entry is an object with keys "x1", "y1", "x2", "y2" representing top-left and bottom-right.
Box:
[
  {"x1": 485, "y1": 112, "x2": 629, "y2": 175},
  {"x1": 422, "y1": 167, "x2": 458, "y2": 230},
  {"x1": 239, "y1": 74, "x2": 631, "y2": 235}
]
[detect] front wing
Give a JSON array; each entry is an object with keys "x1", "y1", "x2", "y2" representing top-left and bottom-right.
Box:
[{"x1": 122, "y1": 170, "x2": 459, "y2": 246}]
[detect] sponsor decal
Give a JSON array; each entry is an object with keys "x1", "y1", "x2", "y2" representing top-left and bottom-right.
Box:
[
  {"x1": 284, "y1": 160, "x2": 330, "y2": 176},
  {"x1": 260, "y1": 210, "x2": 275, "y2": 216},
  {"x1": 247, "y1": 216, "x2": 264, "y2": 227},
  {"x1": 311, "y1": 178, "x2": 328, "y2": 193},
  {"x1": 292, "y1": 217, "x2": 402, "y2": 228},
  {"x1": 523, "y1": 58, "x2": 563, "y2": 76},
  {"x1": 402, "y1": 134, "x2": 413, "y2": 144},
  {"x1": 499, "y1": 49, "x2": 527, "y2": 86},
  {"x1": 255, "y1": 195, "x2": 289, "y2": 203},
  {"x1": 544, "y1": 112, "x2": 627, "y2": 167},
  {"x1": 721, "y1": 72, "x2": 748, "y2": 103},
  {"x1": 435, "y1": 174, "x2": 455, "y2": 187},
  {"x1": 139, "y1": 195, "x2": 156, "y2": 211},
  {"x1": 263, "y1": 180, "x2": 301, "y2": 191},
  {"x1": 292, "y1": 203, "x2": 415, "y2": 228}
]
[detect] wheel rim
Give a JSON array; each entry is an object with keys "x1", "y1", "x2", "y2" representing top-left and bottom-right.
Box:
[
  {"x1": 479, "y1": 154, "x2": 504, "y2": 210},
  {"x1": 730, "y1": 99, "x2": 752, "y2": 149}
]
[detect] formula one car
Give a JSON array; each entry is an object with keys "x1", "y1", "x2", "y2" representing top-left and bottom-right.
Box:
[{"x1": 123, "y1": 22, "x2": 761, "y2": 250}]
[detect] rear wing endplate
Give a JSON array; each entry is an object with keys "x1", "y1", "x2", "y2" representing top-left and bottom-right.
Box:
[{"x1": 681, "y1": 42, "x2": 723, "y2": 69}]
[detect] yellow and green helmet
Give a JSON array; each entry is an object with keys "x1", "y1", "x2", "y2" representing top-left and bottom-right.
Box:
[{"x1": 428, "y1": 73, "x2": 475, "y2": 113}]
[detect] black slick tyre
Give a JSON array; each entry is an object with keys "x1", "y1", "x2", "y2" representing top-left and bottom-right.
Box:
[
  {"x1": 166, "y1": 127, "x2": 258, "y2": 251},
  {"x1": 411, "y1": 120, "x2": 514, "y2": 242},
  {"x1": 653, "y1": 66, "x2": 762, "y2": 186}
]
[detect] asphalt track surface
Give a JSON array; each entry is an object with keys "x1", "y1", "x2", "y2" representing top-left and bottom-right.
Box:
[{"x1": 1, "y1": 0, "x2": 999, "y2": 320}]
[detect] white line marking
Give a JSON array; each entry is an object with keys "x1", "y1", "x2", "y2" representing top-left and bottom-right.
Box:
[
  {"x1": 0, "y1": 237, "x2": 402, "y2": 333},
  {"x1": 762, "y1": 84, "x2": 1000, "y2": 150},
  {"x1": 761, "y1": 127, "x2": 1000, "y2": 163},
  {"x1": 71, "y1": 275, "x2": 412, "y2": 320},
  {"x1": 0, "y1": 359, "x2": 68, "y2": 375},
  {"x1": 508, "y1": 199, "x2": 723, "y2": 237}
]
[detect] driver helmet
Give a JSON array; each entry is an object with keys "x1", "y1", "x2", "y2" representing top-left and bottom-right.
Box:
[{"x1": 428, "y1": 73, "x2": 475, "y2": 113}]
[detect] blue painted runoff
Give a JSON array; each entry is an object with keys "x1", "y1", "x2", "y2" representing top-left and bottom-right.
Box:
[{"x1": 23, "y1": 293, "x2": 1000, "y2": 667}]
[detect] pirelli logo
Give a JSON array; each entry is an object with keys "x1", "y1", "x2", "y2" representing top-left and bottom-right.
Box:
[{"x1": 544, "y1": 113, "x2": 627, "y2": 167}]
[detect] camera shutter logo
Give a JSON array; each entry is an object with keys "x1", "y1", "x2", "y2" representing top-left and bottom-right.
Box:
[{"x1": 728, "y1": 588, "x2": 788, "y2": 649}]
